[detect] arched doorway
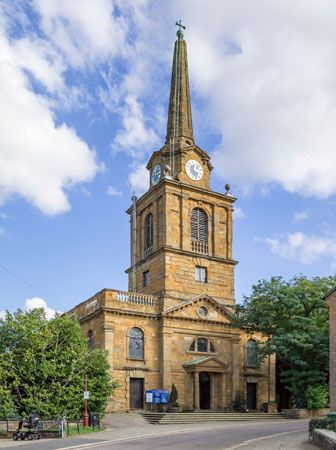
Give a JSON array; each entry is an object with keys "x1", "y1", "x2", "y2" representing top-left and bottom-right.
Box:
[{"x1": 199, "y1": 371, "x2": 211, "y2": 409}]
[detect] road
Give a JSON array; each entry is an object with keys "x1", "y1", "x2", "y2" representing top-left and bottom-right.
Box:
[{"x1": 0, "y1": 420, "x2": 314, "y2": 450}]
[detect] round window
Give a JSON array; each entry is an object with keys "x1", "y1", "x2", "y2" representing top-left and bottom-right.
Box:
[{"x1": 198, "y1": 306, "x2": 208, "y2": 317}]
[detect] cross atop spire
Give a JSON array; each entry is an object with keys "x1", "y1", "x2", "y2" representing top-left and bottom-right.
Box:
[
  {"x1": 165, "y1": 22, "x2": 194, "y2": 146},
  {"x1": 175, "y1": 20, "x2": 186, "y2": 38}
]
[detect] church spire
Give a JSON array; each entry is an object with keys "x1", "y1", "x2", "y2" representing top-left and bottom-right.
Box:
[{"x1": 165, "y1": 21, "x2": 194, "y2": 146}]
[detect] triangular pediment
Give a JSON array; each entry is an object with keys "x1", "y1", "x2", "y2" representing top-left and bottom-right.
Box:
[
  {"x1": 162, "y1": 296, "x2": 231, "y2": 324},
  {"x1": 181, "y1": 145, "x2": 213, "y2": 170},
  {"x1": 184, "y1": 355, "x2": 230, "y2": 370}
]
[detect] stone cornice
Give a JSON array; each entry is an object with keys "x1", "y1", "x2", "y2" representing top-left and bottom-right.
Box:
[
  {"x1": 125, "y1": 245, "x2": 238, "y2": 273},
  {"x1": 126, "y1": 178, "x2": 236, "y2": 214},
  {"x1": 103, "y1": 307, "x2": 159, "y2": 320}
]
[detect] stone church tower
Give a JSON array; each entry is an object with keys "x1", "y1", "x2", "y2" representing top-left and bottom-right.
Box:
[
  {"x1": 69, "y1": 26, "x2": 276, "y2": 413},
  {"x1": 126, "y1": 30, "x2": 235, "y2": 308}
]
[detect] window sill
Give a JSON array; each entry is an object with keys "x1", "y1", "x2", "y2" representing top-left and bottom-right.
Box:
[
  {"x1": 188, "y1": 351, "x2": 217, "y2": 356},
  {"x1": 127, "y1": 358, "x2": 146, "y2": 362}
]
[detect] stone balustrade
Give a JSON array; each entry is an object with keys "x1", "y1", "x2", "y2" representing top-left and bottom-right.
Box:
[
  {"x1": 144, "y1": 246, "x2": 153, "y2": 258},
  {"x1": 191, "y1": 240, "x2": 208, "y2": 255},
  {"x1": 67, "y1": 289, "x2": 160, "y2": 320},
  {"x1": 115, "y1": 290, "x2": 157, "y2": 306}
]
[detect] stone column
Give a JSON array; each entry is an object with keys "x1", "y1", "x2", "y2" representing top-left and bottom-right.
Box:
[
  {"x1": 180, "y1": 193, "x2": 188, "y2": 251},
  {"x1": 211, "y1": 204, "x2": 215, "y2": 257},
  {"x1": 100, "y1": 324, "x2": 114, "y2": 370},
  {"x1": 194, "y1": 371, "x2": 200, "y2": 411},
  {"x1": 160, "y1": 327, "x2": 172, "y2": 391},
  {"x1": 227, "y1": 207, "x2": 233, "y2": 260},
  {"x1": 222, "y1": 373, "x2": 226, "y2": 410},
  {"x1": 232, "y1": 340, "x2": 240, "y2": 402},
  {"x1": 210, "y1": 373, "x2": 215, "y2": 410}
]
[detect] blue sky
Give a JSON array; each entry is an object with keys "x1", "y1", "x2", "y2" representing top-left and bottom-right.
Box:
[{"x1": 1, "y1": 0, "x2": 336, "y2": 316}]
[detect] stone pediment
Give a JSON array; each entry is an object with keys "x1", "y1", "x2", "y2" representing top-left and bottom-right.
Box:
[
  {"x1": 184, "y1": 355, "x2": 230, "y2": 371},
  {"x1": 162, "y1": 296, "x2": 231, "y2": 324},
  {"x1": 146, "y1": 144, "x2": 213, "y2": 171}
]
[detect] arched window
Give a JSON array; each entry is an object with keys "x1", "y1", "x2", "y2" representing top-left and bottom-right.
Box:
[
  {"x1": 88, "y1": 330, "x2": 94, "y2": 351},
  {"x1": 191, "y1": 208, "x2": 208, "y2": 254},
  {"x1": 129, "y1": 327, "x2": 144, "y2": 360},
  {"x1": 245, "y1": 339, "x2": 258, "y2": 367},
  {"x1": 189, "y1": 338, "x2": 216, "y2": 353},
  {"x1": 144, "y1": 213, "x2": 153, "y2": 255}
]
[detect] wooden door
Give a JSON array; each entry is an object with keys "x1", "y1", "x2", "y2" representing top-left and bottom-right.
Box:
[{"x1": 130, "y1": 378, "x2": 144, "y2": 409}]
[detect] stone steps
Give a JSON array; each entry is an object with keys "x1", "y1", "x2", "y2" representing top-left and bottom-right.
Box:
[{"x1": 142, "y1": 412, "x2": 285, "y2": 424}]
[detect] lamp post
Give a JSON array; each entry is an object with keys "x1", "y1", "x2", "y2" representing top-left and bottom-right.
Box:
[{"x1": 83, "y1": 374, "x2": 89, "y2": 427}]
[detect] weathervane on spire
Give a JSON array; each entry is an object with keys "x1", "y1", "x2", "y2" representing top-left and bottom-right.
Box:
[{"x1": 175, "y1": 20, "x2": 186, "y2": 38}]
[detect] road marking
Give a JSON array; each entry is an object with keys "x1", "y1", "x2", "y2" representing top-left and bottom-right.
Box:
[
  {"x1": 55, "y1": 427, "x2": 223, "y2": 450},
  {"x1": 221, "y1": 429, "x2": 305, "y2": 450},
  {"x1": 52, "y1": 423, "x2": 307, "y2": 450}
]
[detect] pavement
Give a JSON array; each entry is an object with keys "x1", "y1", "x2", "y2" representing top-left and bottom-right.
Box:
[{"x1": 0, "y1": 414, "x2": 314, "y2": 450}]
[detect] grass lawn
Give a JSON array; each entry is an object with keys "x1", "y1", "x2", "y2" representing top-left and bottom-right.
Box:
[
  {"x1": 67, "y1": 424, "x2": 101, "y2": 437},
  {"x1": 0, "y1": 430, "x2": 8, "y2": 439}
]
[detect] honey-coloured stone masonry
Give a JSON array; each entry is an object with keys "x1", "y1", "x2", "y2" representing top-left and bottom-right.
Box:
[{"x1": 68, "y1": 30, "x2": 276, "y2": 414}]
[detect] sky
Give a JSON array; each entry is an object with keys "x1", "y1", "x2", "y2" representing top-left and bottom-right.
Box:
[{"x1": 1, "y1": 0, "x2": 336, "y2": 317}]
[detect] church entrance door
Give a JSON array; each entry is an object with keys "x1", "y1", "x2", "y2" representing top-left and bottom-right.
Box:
[
  {"x1": 130, "y1": 378, "x2": 144, "y2": 409},
  {"x1": 199, "y1": 372, "x2": 211, "y2": 409},
  {"x1": 246, "y1": 383, "x2": 257, "y2": 410}
]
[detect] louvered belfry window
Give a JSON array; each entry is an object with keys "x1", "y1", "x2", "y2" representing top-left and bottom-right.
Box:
[
  {"x1": 191, "y1": 208, "x2": 208, "y2": 250},
  {"x1": 144, "y1": 213, "x2": 153, "y2": 253}
]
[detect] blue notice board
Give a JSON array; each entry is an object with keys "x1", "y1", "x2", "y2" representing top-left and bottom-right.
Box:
[
  {"x1": 152, "y1": 390, "x2": 162, "y2": 404},
  {"x1": 161, "y1": 390, "x2": 169, "y2": 404},
  {"x1": 145, "y1": 390, "x2": 169, "y2": 404}
]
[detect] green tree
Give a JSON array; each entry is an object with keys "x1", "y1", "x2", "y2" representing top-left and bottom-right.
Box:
[
  {"x1": 232, "y1": 390, "x2": 246, "y2": 411},
  {"x1": 170, "y1": 383, "x2": 179, "y2": 407},
  {"x1": 306, "y1": 385, "x2": 329, "y2": 410},
  {"x1": 0, "y1": 309, "x2": 119, "y2": 418},
  {"x1": 231, "y1": 275, "x2": 336, "y2": 407}
]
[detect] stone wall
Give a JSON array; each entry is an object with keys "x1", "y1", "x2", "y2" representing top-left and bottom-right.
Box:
[
  {"x1": 69, "y1": 290, "x2": 276, "y2": 413},
  {"x1": 127, "y1": 179, "x2": 236, "y2": 307},
  {"x1": 326, "y1": 288, "x2": 336, "y2": 411}
]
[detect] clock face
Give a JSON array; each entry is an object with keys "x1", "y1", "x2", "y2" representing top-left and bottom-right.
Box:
[
  {"x1": 185, "y1": 159, "x2": 203, "y2": 181},
  {"x1": 151, "y1": 164, "x2": 161, "y2": 185}
]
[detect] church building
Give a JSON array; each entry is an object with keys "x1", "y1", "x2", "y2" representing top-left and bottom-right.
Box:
[{"x1": 68, "y1": 25, "x2": 276, "y2": 413}]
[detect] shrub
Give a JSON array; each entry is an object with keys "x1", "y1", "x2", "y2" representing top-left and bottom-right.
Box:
[
  {"x1": 306, "y1": 385, "x2": 329, "y2": 410},
  {"x1": 232, "y1": 390, "x2": 246, "y2": 412},
  {"x1": 309, "y1": 417, "x2": 336, "y2": 434},
  {"x1": 170, "y1": 383, "x2": 179, "y2": 407}
]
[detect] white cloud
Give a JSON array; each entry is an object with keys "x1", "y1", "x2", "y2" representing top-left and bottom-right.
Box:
[
  {"x1": 171, "y1": 0, "x2": 336, "y2": 197},
  {"x1": 128, "y1": 163, "x2": 149, "y2": 196},
  {"x1": 0, "y1": 1, "x2": 162, "y2": 215},
  {"x1": 111, "y1": 95, "x2": 160, "y2": 158},
  {"x1": 0, "y1": 4, "x2": 101, "y2": 216},
  {"x1": 107, "y1": 185, "x2": 122, "y2": 196},
  {"x1": 234, "y1": 207, "x2": 245, "y2": 220},
  {"x1": 258, "y1": 231, "x2": 336, "y2": 266},
  {"x1": 32, "y1": 0, "x2": 127, "y2": 68},
  {"x1": 0, "y1": 228, "x2": 5, "y2": 236},
  {"x1": 5, "y1": 0, "x2": 336, "y2": 216},
  {"x1": 293, "y1": 210, "x2": 311, "y2": 223},
  {"x1": 25, "y1": 297, "x2": 60, "y2": 320}
]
